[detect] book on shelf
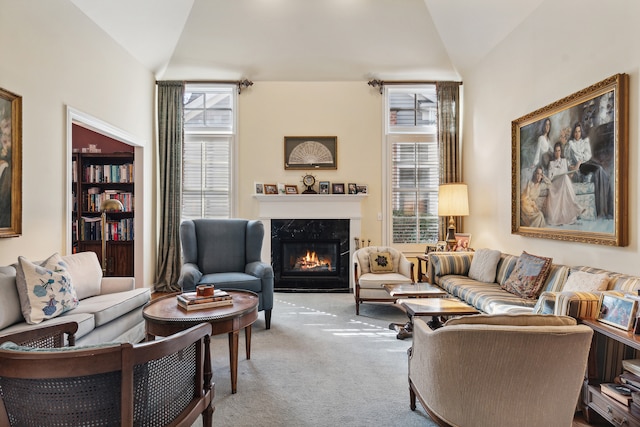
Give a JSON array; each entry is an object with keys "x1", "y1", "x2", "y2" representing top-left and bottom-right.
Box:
[
  {"x1": 623, "y1": 359, "x2": 640, "y2": 377},
  {"x1": 177, "y1": 298, "x2": 233, "y2": 311},
  {"x1": 620, "y1": 371, "x2": 640, "y2": 390},
  {"x1": 600, "y1": 383, "x2": 634, "y2": 406}
]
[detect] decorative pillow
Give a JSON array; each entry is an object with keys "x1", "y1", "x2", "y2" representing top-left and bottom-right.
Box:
[
  {"x1": 563, "y1": 270, "x2": 609, "y2": 292},
  {"x1": 15, "y1": 253, "x2": 79, "y2": 325},
  {"x1": 468, "y1": 248, "x2": 501, "y2": 283},
  {"x1": 369, "y1": 252, "x2": 394, "y2": 273},
  {"x1": 501, "y1": 251, "x2": 552, "y2": 299}
]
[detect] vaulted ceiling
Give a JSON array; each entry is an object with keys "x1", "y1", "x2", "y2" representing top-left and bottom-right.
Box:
[{"x1": 70, "y1": 0, "x2": 544, "y2": 81}]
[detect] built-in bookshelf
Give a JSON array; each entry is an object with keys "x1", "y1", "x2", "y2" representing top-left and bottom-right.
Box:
[{"x1": 72, "y1": 152, "x2": 134, "y2": 276}]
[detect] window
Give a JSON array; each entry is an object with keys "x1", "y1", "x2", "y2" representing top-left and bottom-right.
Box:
[
  {"x1": 182, "y1": 84, "x2": 236, "y2": 219},
  {"x1": 385, "y1": 85, "x2": 439, "y2": 247}
]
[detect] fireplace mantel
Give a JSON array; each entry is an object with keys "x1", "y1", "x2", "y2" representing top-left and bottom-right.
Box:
[
  {"x1": 254, "y1": 194, "x2": 366, "y2": 290},
  {"x1": 254, "y1": 194, "x2": 366, "y2": 219}
]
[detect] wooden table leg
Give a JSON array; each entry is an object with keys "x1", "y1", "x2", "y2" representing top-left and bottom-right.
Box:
[
  {"x1": 228, "y1": 330, "x2": 239, "y2": 394},
  {"x1": 245, "y1": 325, "x2": 252, "y2": 360}
]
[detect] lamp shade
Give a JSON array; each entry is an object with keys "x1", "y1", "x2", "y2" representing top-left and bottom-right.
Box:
[{"x1": 438, "y1": 183, "x2": 469, "y2": 217}]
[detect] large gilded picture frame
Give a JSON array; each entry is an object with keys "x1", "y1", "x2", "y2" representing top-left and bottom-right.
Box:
[
  {"x1": 512, "y1": 74, "x2": 628, "y2": 246},
  {"x1": 0, "y1": 87, "x2": 22, "y2": 238}
]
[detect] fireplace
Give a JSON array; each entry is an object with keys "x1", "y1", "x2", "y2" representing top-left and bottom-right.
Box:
[{"x1": 272, "y1": 219, "x2": 349, "y2": 291}]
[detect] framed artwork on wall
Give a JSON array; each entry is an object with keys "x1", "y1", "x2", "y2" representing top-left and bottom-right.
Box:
[
  {"x1": 284, "y1": 136, "x2": 337, "y2": 170},
  {"x1": 511, "y1": 73, "x2": 628, "y2": 247},
  {"x1": 0, "y1": 87, "x2": 22, "y2": 238}
]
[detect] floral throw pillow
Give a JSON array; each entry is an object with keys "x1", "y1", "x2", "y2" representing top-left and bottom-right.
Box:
[
  {"x1": 369, "y1": 252, "x2": 394, "y2": 273},
  {"x1": 501, "y1": 251, "x2": 552, "y2": 299},
  {"x1": 16, "y1": 253, "x2": 79, "y2": 324}
]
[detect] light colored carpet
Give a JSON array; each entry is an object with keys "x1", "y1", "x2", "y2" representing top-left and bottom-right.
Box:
[{"x1": 192, "y1": 292, "x2": 437, "y2": 427}]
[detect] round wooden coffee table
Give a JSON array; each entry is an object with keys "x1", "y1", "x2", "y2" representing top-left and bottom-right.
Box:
[{"x1": 143, "y1": 290, "x2": 259, "y2": 394}]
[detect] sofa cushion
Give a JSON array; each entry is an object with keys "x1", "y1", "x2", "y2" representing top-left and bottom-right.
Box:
[
  {"x1": 358, "y1": 272, "x2": 413, "y2": 289},
  {"x1": 468, "y1": 249, "x2": 501, "y2": 283},
  {"x1": 63, "y1": 288, "x2": 149, "y2": 328},
  {"x1": 439, "y1": 276, "x2": 537, "y2": 314},
  {"x1": 199, "y1": 272, "x2": 262, "y2": 293},
  {"x1": 495, "y1": 254, "x2": 519, "y2": 286},
  {"x1": 61, "y1": 252, "x2": 103, "y2": 300},
  {"x1": 501, "y1": 251, "x2": 552, "y2": 299},
  {"x1": 563, "y1": 270, "x2": 609, "y2": 292},
  {"x1": 432, "y1": 252, "x2": 473, "y2": 277},
  {"x1": 16, "y1": 254, "x2": 79, "y2": 325},
  {"x1": 445, "y1": 313, "x2": 577, "y2": 327},
  {"x1": 0, "y1": 266, "x2": 21, "y2": 330},
  {"x1": 369, "y1": 252, "x2": 393, "y2": 273}
]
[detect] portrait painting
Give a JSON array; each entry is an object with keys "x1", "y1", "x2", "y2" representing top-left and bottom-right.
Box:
[
  {"x1": 512, "y1": 74, "x2": 628, "y2": 246},
  {"x1": 0, "y1": 87, "x2": 22, "y2": 238}
]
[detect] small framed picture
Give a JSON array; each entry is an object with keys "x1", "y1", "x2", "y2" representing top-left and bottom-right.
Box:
[
  {"x1": 319, "y1": 181, "x2": 330, "y2": 194},
  {"x1": 277, "y1": 183, "x2": 286, "y2": 194},
  {"x1": 356, "y1": 185, "x2": 368, "y2": 194},
  {"x1": 435, "y1": 241, "x2": 447, "y2": 252},
  {"x1": 254, "y1": 182, "x2": 264, "y2": 194},
  {"x1": 285, "y1": 185, "x2": 298, "y2": 194},
  {"x1": 597, "y1": 293, "x2": 638, "y2": 331},
  {"x1": 263, "y1": 184, "x2": 278, "y2": 195},
  {"x1": 332, "y1": 183, "x2": 345, "y2": 194},
  {"x1": 347, "y1": 183, "x2": 357, "y2": 194},
  {"x1": 453, "y1": 233, "x2": 472, "y2": 251}
]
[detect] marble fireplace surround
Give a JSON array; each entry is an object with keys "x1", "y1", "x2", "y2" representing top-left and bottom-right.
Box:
[{"x1": 254, "y1": 194, "x2": 365, "y2": 290}]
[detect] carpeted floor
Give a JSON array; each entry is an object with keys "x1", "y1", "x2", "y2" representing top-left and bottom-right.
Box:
[{"x1": 191, "y1": 292, "x2": 437, "y2": 427}]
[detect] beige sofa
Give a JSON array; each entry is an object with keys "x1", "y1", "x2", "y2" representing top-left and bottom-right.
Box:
[
  {"x1": 0, "y1": 252, "x2": 150, "y2": 345},
  {"x1": 426, "y1": 250, "x2": 640, "y2": 318},
  {"x1": 408, "y1": 314, "x2": 593, "y2": 427}
]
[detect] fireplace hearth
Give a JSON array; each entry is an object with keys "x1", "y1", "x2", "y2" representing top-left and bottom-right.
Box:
[{"x1": 272, "y1": 219, "x2": 349, "y2": 291}]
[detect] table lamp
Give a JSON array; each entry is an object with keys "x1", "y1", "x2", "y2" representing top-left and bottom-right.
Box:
[
  {"x1": 100, "y1": 198, "x2": 124, "y2": 275},
  {"x1": 438, "y1": 183, "x2": 469, "y2": 250}
]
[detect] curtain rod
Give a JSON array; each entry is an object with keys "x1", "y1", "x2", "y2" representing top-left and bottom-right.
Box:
[
  {"x1": 367, "y1": 79, "x2": 462, "y2": 94},
  {"x1": 156, "y1": 79, "x2": 254, "y2": 94}
]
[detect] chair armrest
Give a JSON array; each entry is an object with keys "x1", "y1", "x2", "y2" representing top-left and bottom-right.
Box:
[
  {"x1": 100, "y1": 277, "x2": 135, "y2": 295},
  {"x1": 178, "y1": 262, "x2": 203, "y2": 292},
  {"x1": 552, "y1": 291, "x2": 624, "y2": 319},
  {"x1": 0, "y1": 321, "x2": 78, "y2": 347},
  {"x1": 398, "y1": 257, "x2": 414, "y2": 281},
  {"x1": 246, "y1": 261, "x2": 274, "y2": 280}
]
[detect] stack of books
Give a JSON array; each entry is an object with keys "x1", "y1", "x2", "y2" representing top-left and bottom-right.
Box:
[
  {"x1": 177, "y1": 289, "x2": 233, "y2": 311},
  {"x1": 600, "y1": 359, "x2": 640, "y2": 413}
]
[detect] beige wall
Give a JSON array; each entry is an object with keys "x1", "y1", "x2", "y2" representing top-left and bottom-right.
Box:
[
  {"x1": 463, "y1": 0, "x2": 640, "y2": 275},
  {"x1": 238, "y1": 82, "x2": 385, "y2": 245},
  {"x1": 0, "y1": 1, "x2": 156, "y2": 286}
]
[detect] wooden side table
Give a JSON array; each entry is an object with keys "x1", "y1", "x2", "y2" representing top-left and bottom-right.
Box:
[
  {"x1": 416, "y1": 253, "x2": 430, "y2": 282},
  {"x1": 143, "y1": 290, "x2": 259, "y2": 394}
]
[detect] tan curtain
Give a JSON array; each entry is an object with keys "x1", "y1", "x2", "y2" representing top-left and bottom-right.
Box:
[
  {"x1": 154, "y1": 81, "x2": 184, "y2": 292},
  {"x1": 437, "y1": 81, "x2": 463, "y2": 238}
]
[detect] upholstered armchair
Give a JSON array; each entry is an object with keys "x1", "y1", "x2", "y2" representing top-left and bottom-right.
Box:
[
  {"x1": 0, "y1": 323, "x2": 214, "y2": 426},
  {"x1": 353, "y1": 246, "x2": 414, "y2": 315},
  {"x1": 179, "y1": 218, "x2": 274, "y2": 329},
  {"x1": 408, "y1": 314, "x2": 593, "y2": 427}
]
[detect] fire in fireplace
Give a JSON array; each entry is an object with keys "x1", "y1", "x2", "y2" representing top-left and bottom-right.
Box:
[{"x1": 282, "y1": 241, "x2": 338, "y2": 276}]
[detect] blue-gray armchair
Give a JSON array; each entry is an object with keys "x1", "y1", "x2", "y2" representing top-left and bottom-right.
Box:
[{"x1": 178, "y1": 219, "x2": 274, "y2": 329}]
